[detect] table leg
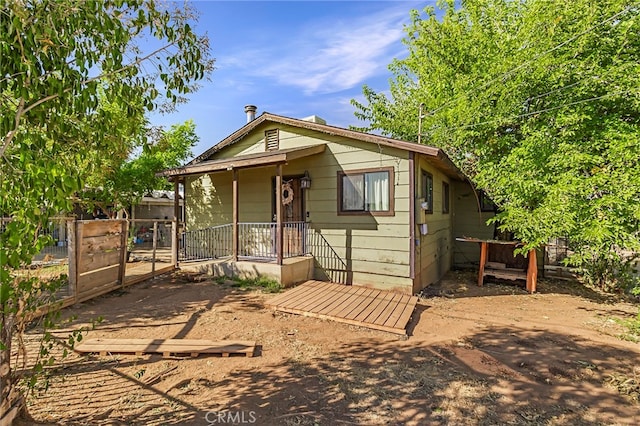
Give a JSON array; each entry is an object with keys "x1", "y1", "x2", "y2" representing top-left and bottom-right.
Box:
[
  {"x1": 526, "y1": 249, "x2": 537, "y2": 293},
  {"x1": 478, "y1": 242, "x2": 488, "y2": 287}
]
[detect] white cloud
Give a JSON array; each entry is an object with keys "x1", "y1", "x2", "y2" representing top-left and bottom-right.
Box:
[{"x1": 230, "y1": 3, "x2": 415, "y2": 95}]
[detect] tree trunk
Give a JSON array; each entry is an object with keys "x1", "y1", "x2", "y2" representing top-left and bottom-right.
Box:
[{"x1": 1, "y1": 310, "x2": 18, "y2": 422}]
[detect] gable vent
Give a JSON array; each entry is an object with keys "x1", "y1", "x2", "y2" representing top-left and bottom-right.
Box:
[{"x1": 265, "y1": 129, "x2": 279, "y2": 151}]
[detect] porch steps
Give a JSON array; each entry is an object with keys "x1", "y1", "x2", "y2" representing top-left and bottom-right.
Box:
[
  {"x1": 75, "y1": 338, "x2": 256, "y2": 358},
  {"x1": 267, "y1": 280, "x2": 418, "y2": 336}
]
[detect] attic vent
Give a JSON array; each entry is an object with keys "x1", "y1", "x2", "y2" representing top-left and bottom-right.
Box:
[{"x1": 265, "y1": 129, "x2": 279, "y2": 151}]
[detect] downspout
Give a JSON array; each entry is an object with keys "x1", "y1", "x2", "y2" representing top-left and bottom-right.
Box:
[
  {"x1": 409, "y1": 152, "x2": 416, "y2": 283},
  {"x1": 413, "y1": 103, "x2": 424, "y2": 289}
]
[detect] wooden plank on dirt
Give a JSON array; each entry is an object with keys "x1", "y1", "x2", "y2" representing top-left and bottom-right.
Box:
[
  {"x1": 79, "y1": 220, "x2": 125, "y2": 238},
  {"x1": 382, "y1": 294, "x2": 413, "y2": 328},
  {"x1": 266, "y1": 284, "x2": 308, "y2": 307},
  {"x1": 268, "y1": 280, "x2": 416, "y2": 335},
  {"x1": 396, "y1": 296, "x2": 419, "y2": 328},
  {"x1": 371, "y1": 292, "x2": 405, "y2": 326},
  {"x1": 314, "y1": 285, "x2": 360, "y2": 315},
  {"x1": 361, "y1": 290, "x2": 395, "y2": 324},
  {"x1": 271, "y1": 282, "x2": 327, "y2": 310},
  {"x1": 273, "y1": 300, "x2": 408, "y2": 335},
  {"x1": 304, "y1": 286, "x2": 350, "y2": 314},
  {"x1": 332, "y1": 287, "x2": 372, "y2": 318},
  {"x1": 344, "y1": 289, "x2": 381, "y2": 320},
  {"x1": 295, "y1": 284, "x2": 342, "y2": 312},
  {"x1": 321, "y1": 286, "x2": 366, "y2": 317},
  {"x1": 317, "y1": 286, "x2": 357, "y2": 317},
  {"x1": 280, "y1": 287, "x2": 325, "y2": 311},
  {"x1": 354, "y1": 290, "x2": 394, "y2": 323},
  {"x1": 387, "y1": 296, "x2": 418, "y2": 329},
  {"x1": 75, "y1": 339, "x2": 256, "y2": 357}
]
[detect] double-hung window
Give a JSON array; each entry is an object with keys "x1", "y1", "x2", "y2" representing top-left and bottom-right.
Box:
[{"x1": 338, "y1": 167, "x2": 394, "y2": 216}]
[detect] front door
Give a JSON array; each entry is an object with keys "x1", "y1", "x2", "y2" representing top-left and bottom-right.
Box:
[{"x1": 272, "y1": 176, "x2": 305, "y2": 256}]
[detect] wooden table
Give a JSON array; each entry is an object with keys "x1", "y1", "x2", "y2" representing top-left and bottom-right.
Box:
[{"x1": 456, "y1": 238, "x2": 537, "y2": 293}]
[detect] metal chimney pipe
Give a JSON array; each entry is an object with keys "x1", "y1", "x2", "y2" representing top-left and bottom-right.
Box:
[{"x1": 244, "y1": 105, "x2": 257, "y2": 123}]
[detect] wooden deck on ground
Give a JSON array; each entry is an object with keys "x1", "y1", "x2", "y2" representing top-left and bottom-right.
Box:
[
  {"x1": 266, "y1": 280, "x2": 418, "y2": 335},
  {"x1": 75, "y1": 338, "x2": 256, "y2": 358}
]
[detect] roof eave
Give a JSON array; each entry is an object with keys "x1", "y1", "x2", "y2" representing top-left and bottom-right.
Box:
[
  {"x1": 184, "y1": 111, "x2": 465, "y2": 180},
  {"x1": 158, "y1": 144, "x2": 327, "y2": 179}
]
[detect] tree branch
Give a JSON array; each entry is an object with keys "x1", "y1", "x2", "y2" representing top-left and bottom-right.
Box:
[
  {"x1": 1, "y1": 39, "x2": 180, "y2": 157},
  {"x1": 1, "y1": 98, "x2": 25, "y2": 159}
]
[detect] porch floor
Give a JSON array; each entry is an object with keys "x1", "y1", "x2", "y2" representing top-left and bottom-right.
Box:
[{"x1": 266, "y1": 280, "x2": 418, "y2": 336}]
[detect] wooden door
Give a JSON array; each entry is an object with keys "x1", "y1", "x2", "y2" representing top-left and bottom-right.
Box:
[{"x1": 273, "y1": 177, "x2": 304, "y2": 256}]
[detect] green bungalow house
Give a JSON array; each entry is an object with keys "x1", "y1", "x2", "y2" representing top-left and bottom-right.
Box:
[{"x1": 159, "y1": 107, "x2": 493, "y2": 295}]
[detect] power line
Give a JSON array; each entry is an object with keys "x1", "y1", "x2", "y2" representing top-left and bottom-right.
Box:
[
  {"x1": 526, "y1": 81, "x2": 581, "y2": 103},
  {"x1": 426, "y1": 3, "x2": 638, "y2": 118},
  {"x1": 424, "y1": 90, "x2": 630, "y2": 135}
]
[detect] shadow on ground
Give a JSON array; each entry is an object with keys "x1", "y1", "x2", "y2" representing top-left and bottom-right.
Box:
[
  {"x1": 19, "y1": 271, "x2": 640, "y2": 425},
  {"x1": 24, "y1": 327, "x2": 640, "y2": 425}
]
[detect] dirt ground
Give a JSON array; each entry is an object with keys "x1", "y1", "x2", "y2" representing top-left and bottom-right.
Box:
[{"x1": 17, "y1": 270, "x2": 640, "y2": 425}]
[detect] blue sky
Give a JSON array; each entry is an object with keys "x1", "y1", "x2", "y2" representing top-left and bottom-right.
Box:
[{"x1": 149, "y1": 1, "x2": 436, "y2": 158}]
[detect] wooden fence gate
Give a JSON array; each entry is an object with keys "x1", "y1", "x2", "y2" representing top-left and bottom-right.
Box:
[
  {"x1": 73, "y1": 219, "x2": 128, "y2": 303},
  {"x1": 13, "y1": 217, "x2": 178, "y2": 322}
]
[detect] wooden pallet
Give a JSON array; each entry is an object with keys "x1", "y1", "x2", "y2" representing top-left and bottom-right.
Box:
[
  {"x1": 75, "y1": 338, "x2": 256, "y2": 358},
  {"x1": 267, "y1": 280, "x2": 418, "y2": 336}
]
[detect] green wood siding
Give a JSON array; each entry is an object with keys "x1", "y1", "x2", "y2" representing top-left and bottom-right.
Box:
[
  {"x1": 186, "y1": 123, "x2": 414, "y2": 293},
  {"x1": 451, "y1": 181, "x2": 496, "y2": 268},
  {"x1": 413, "y1": 155, "x2": 454, "y2": 292},
  {"x1": 185, "y1": 173, "x2": 232, "y2": 229}
]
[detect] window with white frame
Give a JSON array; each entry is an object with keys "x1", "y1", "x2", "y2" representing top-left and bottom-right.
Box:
[
  {"x1": 421, "y1": 170, "x2": 433, "y2": 214},
  {"x1": 338, "y1": 167, "x2": 394, "y2": 215}
]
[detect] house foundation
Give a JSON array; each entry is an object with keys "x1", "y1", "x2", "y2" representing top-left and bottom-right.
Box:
[{"x1": 179, "y1": 256, "x2": 314, "y2": 288}]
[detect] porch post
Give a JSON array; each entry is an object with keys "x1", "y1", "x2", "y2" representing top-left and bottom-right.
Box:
[
  {"x1": 276, "y1": 164, "x2": 283, "y2": 265},
  {"x1": 232, "y1": 168, "x2": 239, "y2": 261},
  {"x1": 172, "y1": 179, "x2": 179, "y2": 266}
]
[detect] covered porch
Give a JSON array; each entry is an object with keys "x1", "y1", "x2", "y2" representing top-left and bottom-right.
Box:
[{"x1": 159, "y1": 145, "x2": 326, "y2": 284}]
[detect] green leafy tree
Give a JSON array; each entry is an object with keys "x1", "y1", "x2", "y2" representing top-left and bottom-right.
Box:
[
  {"x1": 352, "y1": 0, "x2": 640, "y2": 290},
  {"x1": 84, "y1": 119, "x2": 199, "y2": 216},
  {"x1": 0, "y1": 0, "x2": 212, "y2": 417}
]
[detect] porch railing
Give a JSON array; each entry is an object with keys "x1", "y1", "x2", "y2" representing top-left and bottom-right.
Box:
[
  {"x1": 180, "y1": 221, "x2": 308, "y2": 262},
  {"x1": 305, "y1": 227, "x2": 349, "y2": 284},
  {"x1": 181, "y1": 224, "x2": 233, "y2": 261}
]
